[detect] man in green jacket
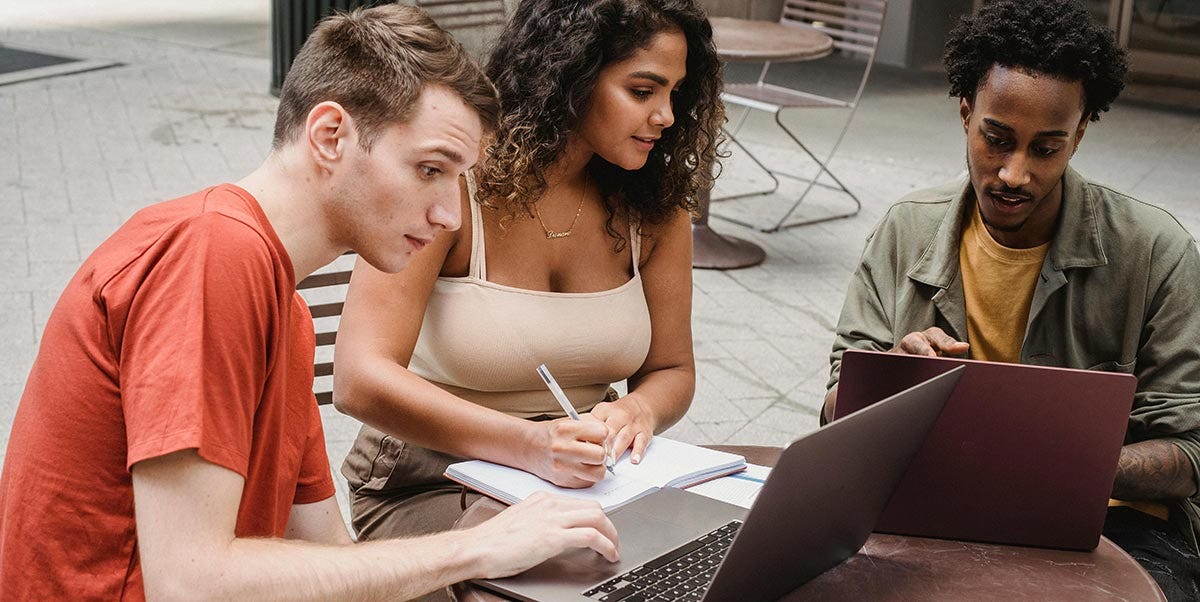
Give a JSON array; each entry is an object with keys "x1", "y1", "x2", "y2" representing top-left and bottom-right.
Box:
[{"x1": 823, "y1": 1, "x2": 1199, "y2": 598}]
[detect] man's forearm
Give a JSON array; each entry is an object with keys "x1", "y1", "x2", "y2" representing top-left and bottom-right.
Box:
[
  {"x1": 149, "y1": 528, "x2": 481, "y2": 601},
  {"x1": 1111, "y1": 439, "x2": 1198, "y2": 501},
  {"x1": 234, "y1": 529, "x2": 481, "y2": 601}
]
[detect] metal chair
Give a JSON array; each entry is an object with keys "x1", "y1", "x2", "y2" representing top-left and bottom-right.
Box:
[
  {"x1": 713, "y1": 0, "x2": 888, "y2": 233},
  {"x1": 296, "y1": 252, "x2": 357, "y2": 405}
]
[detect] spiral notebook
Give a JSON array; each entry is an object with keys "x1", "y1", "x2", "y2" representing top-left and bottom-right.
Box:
[{"x1": 444, "y1": 437, "x2": 746, "y2": 512}]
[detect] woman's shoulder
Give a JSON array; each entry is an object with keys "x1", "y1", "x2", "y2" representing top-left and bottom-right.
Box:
[
  {"x1": 439, "y1": 177, "x2": 474, "y2": 278},
  {"x1": 635, "y1": 206, "x2": 692, "y2": 268}
]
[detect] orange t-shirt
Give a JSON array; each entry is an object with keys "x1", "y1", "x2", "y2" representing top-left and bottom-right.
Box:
[{"x1": 0, "y1": 185, "x2": 334, "y2": 599}]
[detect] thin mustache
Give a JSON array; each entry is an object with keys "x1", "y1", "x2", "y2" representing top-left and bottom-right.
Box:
[{"x1": 988, "y1": 188, "x2": 1032, "y2": 200}]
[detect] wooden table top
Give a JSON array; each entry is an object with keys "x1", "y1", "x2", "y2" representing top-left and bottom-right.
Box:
[
  {"x1": 785, "y1": 532, "x2": 1164, "y2": 601},
  {"x1": 709, "y1": 16, "x2": 834, "y2": 62}
]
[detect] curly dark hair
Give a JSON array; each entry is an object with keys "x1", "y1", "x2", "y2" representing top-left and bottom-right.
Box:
[
  {"x1": 943, "y1": 0, "x2": 1127, "y2": 122},
  {"x1": 477, "y1": 0, "x2": 725, "y2": 248}
]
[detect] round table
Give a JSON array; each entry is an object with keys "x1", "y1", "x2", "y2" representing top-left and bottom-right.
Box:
[
  {"x1": 709, "y1": 17, "x2": 834, "y2": 63},
  {"x1": 693, "y1": 18, "x2": 834, "y2": 270},
  {"x1": 449, "y1": 445, "x2": 1164, "y2": 601},
  {"x1": 783, "y1": 533, "x2": 1165, "y2": 601}
]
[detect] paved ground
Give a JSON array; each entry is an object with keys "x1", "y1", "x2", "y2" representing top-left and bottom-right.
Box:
[{"x1": 2, "y1": 2, "x2": 1198, "y2": 526}]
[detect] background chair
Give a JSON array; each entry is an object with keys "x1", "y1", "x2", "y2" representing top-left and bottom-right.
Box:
[
  {"x1": 713, "y1": 0, "x2": 888, "y2": 233},
  {"x1": 296, "y1": 252, "x2": 357, "y2": 406}
]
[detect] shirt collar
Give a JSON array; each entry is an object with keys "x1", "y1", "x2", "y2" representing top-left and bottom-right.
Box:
[{"x1": 907, "y1": 166, "x2": 1108, "y2": 290}]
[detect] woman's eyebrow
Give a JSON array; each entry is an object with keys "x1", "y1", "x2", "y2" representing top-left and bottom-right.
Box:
[{"x1": 629, "y1": 71, "x2": 669, "y2": 86}]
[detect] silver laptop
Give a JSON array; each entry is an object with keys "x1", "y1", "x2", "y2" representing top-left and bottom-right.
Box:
[{"x1": 473, "y1": 366, "x2": 965, "y2": 602}]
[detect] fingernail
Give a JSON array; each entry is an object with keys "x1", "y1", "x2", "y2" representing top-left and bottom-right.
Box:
[{"x1": 632, "y1": 453, "x2": 641, "y2": 464}]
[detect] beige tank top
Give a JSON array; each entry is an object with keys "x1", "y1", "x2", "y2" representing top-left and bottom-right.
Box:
[{"x1": 407, "y1": 176, "x2": 653, "y2": 419}]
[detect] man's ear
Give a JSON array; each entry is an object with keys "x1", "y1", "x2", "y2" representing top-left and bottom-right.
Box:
[
  {"x1": 305, "y1": 101, "x2": 355, "y2": 170},
  {"x1": 1072, "y1": 114, "x2": 1091, "y2": 155},
  {"x1": 959, "y1": 97, "x2": 973, "y2": 134}
]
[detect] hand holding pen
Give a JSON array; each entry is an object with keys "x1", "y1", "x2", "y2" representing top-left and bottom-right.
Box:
[{"x1": 537, "y1": 364, "x2": 617, "y2": 475}]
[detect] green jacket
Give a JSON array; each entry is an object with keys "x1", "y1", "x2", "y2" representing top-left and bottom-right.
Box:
[{"x1": 828, "y1": 167, "x2": 1200, "y2": 550}]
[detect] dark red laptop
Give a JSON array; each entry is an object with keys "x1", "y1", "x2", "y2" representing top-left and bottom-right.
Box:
[{"x1": 834, "y1": 349, "x2": 1136, "y2": 550}]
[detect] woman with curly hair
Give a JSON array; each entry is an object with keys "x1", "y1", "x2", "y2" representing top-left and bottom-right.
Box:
[{"x1": 334, "y1": 0, "x2": 724, "y2": 564}]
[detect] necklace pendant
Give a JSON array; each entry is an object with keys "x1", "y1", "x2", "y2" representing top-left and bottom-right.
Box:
[{"x1": 545, "y1": 230, "x2": 572, "y2": 239}]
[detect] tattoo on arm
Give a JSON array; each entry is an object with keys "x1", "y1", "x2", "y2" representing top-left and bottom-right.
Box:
[{"x1": 1111, "y1": 440, "x2": 1198, "y2": 501}]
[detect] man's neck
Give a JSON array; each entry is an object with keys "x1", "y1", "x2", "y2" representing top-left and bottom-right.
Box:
[{"x1": 236, "y1": 150, "x2": 346, "y2": 283}]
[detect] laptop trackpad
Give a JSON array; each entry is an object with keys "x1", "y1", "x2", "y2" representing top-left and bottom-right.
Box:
[
  {"x1": 482, "y1": 488, "x2": 744, "y2": 593},
  {"x1": 498, "y1": 509, "x2": 699, "y2": 588}
]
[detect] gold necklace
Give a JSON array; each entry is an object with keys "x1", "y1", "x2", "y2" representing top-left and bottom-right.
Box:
[{"x1": 534, "y1": 181, "x2": 587, "y2": 239}]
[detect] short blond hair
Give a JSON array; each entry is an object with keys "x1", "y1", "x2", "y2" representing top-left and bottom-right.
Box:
[{"x1": 272, "y1": 4, "x2": 498, "y2": 150}]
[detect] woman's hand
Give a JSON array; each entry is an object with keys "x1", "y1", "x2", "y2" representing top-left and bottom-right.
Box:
[
  {"x1": 522, "y1": 418, "x2": 609, "y2": 488},
  {"x1": 589, "y1": 394, "x2": 657, "y2": 465}
]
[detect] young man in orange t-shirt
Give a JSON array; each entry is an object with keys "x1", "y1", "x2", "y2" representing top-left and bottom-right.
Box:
[{"x1": 0, "y1": 6, "x2": 618, "y2": 599}]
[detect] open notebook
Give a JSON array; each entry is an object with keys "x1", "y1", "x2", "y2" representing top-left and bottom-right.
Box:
[
  {"x1": 686, "y1": 463, "x2": 771, "y2": 509},
  {"x1": 444, "y1": 437, "x2": 747, "y2": 512}
]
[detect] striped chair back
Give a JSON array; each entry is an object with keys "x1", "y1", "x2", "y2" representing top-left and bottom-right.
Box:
[
  {"x1": 781, "y1": 0, "x2": 886, "y2": 56},
  {"x1": 296, "y1": 253, "x2": 357, "y2": 405}
]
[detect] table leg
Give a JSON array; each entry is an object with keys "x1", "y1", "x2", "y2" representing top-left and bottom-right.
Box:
[{"x1": 692, "y1": 186, "x2": 766, "y2": 269}]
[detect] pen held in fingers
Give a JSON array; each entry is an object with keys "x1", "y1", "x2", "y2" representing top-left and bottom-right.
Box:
[
  {"x1": 537, "y1": 364, "x2": 582, "y2": 421},
  {"x1": 537, "y1": 363, "x2": 618, "y2": 475}
]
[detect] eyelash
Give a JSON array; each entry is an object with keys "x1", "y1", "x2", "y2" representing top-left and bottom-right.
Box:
[
  {"x1": 631, "y1": 89, "x2": 653, "y2": 100},
  {"x1": 984, "y1": 134, "x2": 1008, "y2": 148},
  {"x1": 984, "y1": 134, "x2": 1059, "y2": 157},
  {"x1": 419, "y1": 165, "x2": 441, "y2": 178}
]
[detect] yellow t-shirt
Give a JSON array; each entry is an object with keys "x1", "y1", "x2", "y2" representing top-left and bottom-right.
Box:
[
  {"x1": 959, "y1": 204, "x2": 1049, "y2": 363},
  {"x1": 961, "y1": 207, "x2": 1169, "y2": 519}
]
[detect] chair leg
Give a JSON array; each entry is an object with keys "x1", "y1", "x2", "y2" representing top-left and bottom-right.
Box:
[
  {"x1": 767, "y1": 110, "x2": 861, "y2": 232},
  {"x1": 727, "y1": 104, "x2": 754, "y2": 138},
  {"x1": 712, "y1": 126, "x2": 782, "y2": 202},
  {"x1": 710, "y1": 108, "x2": 861, "y2": 233}
]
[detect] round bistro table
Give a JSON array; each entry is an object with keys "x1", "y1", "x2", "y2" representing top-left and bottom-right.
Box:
[
  {"x1": 449, "y1": 445, "x2": 1164, "y2": 601},
  {"x1": 693, "y1": 18, "x2": 834, "y2": 269}
]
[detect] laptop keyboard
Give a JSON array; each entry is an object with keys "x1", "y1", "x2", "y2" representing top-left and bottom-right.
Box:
[{"x1": 582, "y1": 520, "x2": 742, "y2": 602}]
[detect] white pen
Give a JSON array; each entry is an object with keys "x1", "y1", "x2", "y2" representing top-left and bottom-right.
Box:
[{"x1": 536, "y1": 363, "x2": 616, "y2": 475}]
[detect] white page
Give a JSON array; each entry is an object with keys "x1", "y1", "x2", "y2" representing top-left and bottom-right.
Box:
[
  {"x1": 684, "y1": 464, "x2": 771, "y2": 509},
  {"x1": 446, "y1": 436, "x2": 745, "y2": 511},
  {"x1": 612, "y1": 437, "x2": 745, "y2": 488},
  {"x1": 447, "y1": 458, "x2": 655, "y2": 510}
]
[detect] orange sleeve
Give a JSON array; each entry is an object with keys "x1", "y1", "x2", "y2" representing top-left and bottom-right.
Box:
[
  {"x1": 295, "y1": 400, "x2": 336, "y2": 505},
  {"x1": 118, "y1": 213, "x2": 277, "y2": 477}
]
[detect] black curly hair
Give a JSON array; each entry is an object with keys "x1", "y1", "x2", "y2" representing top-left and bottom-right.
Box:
[
  {"x1": 477, "y1": 0, "x2": 725, "y2": 248},
  {"x1": 943, "y1": 0, "x2": 1127, "y2": 122}
]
